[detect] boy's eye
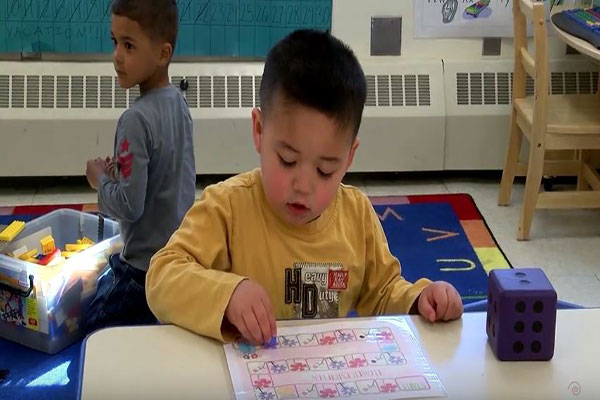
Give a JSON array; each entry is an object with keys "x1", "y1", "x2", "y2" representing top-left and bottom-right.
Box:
[
  {"x1": 111, "y1": 37, "x2": 117, "y2": 47},
  {"x1": 125, "y1": 42, "x2": 134, "y2": 50},
  {"x1": 318, "y1": 169, "x2": 334, "y2": 179},
  {"x1": 278, "y1": 155, "x2": 296, "y2": 167}
]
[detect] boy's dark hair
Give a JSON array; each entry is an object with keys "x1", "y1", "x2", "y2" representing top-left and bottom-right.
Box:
[
  {"x1": 260, "y1": 29, "x2": 367, "y2": 138},
  {"x1": 112, "y1": 0, "x2": 178, "y2": 50}
]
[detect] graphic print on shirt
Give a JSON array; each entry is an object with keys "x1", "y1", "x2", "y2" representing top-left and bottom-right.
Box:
[
  {"x1": 284, "y1": 262, "x2": 349, "y2": 319},
  {"x1": 117, "y1": 137, "x2": 133, "y2": 179}
]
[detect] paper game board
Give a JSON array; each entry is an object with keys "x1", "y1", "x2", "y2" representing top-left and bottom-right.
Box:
[{"x1": 224, "y1": 317, "x2": 446, "y2": 400}]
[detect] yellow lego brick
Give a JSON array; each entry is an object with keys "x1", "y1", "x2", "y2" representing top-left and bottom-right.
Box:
[
  {"x1": 40, "y1": 235, "x2": 56, "y2": 254},
  {"x1": 0, "y1": 220, "x2": 25, "y2": 242},
  {"x1": 62, "y1": 251, "x2": 77, "y2": 258},
  {"x1": 80, "y1": 237, "x2": 95, "y2": 245},
  {"x1": 65, "y1": 243, "x2": 92, "y2": 252},
  {"x1": 24, "y1": 257, "x2": 39, "y2": 264},
  {"x1": 18, "y1": 249, "x2": 38, "y2": 260}
]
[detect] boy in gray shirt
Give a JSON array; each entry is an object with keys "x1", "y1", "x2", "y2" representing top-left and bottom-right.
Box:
[{"x1": 85, "y1": 0, "x2": 195, "y2": 331}]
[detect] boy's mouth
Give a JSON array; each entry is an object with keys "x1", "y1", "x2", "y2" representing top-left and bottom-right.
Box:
[{"x1": 287, "y1": 202, "x2": 309, "y2": 215}]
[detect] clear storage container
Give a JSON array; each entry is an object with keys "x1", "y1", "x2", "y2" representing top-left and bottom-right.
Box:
[{"x1": 0, "y1": 209, "x2": 120, "y2": 354}]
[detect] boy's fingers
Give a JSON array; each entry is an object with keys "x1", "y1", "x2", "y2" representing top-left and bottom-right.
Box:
[
  {"x1": 441, "y1": 287, "x2": 453, "y2": 320},
  {"x1": 242, "y1": 311, "x2": 263, "y2": 345},
  {"x1": 231, "y1": 315, "x2": 251, "y2": 343},
  {"x1": 419, "y1": 294, "x2": 436, "y2": 322},
  {"x1": 449, "y1": 289, "x2": 463, "y2": 319},
  {"x1": 269, "y1": 313, "x2": 277, "y2": 339},
  {"x1": 239, "y1": 328, "x2": 255, "y2": 346},
  {"x1": 260, "y1": 295, "x2": 277, "y2": 337},
  {"x1": 252, "y1": 303, "x2": 272, "y2": 344},
  {"x1": 433, "y1": 288, "x2": 449, "y2": 321}
]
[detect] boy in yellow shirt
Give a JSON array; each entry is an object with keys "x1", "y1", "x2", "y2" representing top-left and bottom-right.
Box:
[{"x1": 146, "y1": 30, "x2": 463, "y2": 345}]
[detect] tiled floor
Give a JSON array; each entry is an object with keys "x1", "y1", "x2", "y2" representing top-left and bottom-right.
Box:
[{"x1": 1, "y1": 173, "x2": 599, "y2": 307}]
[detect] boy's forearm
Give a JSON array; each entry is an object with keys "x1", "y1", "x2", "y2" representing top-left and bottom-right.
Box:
[
  {"x1": 146, "y1": 248, "x2": 246, "y2": 342},
  {"x1": 98, "y1": 175, "x2": 145, "y2": 222},
  {"x1": 383, "y1": 277, "x2": 431, "y2": 315},
  {"x1": 358, "y1": 277, "x2": 431, "y2": 316},
  {"x1": 100, "y1": 112, "x2": 149, "y2": 222}
]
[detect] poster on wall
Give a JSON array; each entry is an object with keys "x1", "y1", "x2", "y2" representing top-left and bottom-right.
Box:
[{"x1": 414, "y1": 0, "x2": 560, "y2": 38}]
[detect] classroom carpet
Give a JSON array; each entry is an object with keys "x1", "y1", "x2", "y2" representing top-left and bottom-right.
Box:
[
  {"x1": 371, "y1": 193, "x2": 511, "y2": 304},
  {"x1": 0, "y1": 193, "x2": 511, "y2": 399}
]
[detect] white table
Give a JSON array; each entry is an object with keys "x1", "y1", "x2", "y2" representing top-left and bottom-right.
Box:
[
  {"x1": 80, "y1": 309, "x2": 600, "y2": 400},
  {"x1": 551, "y1": 5, "x2": 600, "y2": 62}
]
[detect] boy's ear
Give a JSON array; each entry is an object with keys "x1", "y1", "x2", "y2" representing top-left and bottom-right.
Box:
[
  {"x1": 251, "y1": 108, "x2": 263, "y2": 154},
  {"x1": 345, "y1": 138, "x2": 359, "y2": 171},
  {"x1": 159, "y1": 42, "x2": 173, "y2": 66}
]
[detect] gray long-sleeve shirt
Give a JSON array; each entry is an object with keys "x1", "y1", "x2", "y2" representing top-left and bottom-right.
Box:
[{"x1": 98, "y1": 85, "x2": 196, "y2": 271}]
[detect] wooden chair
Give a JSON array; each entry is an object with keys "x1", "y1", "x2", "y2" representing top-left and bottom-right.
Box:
[{"x1": 498, "y1": 0, "x2": 600, "y2": 240}]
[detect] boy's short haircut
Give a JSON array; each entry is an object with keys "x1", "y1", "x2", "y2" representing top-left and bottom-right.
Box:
[
  {"x1": 112, "y1": 0, "x2": 179, "y2": 50},
  {"x1": 259, "y1": 29, "x2": 367, "y2": 138}
]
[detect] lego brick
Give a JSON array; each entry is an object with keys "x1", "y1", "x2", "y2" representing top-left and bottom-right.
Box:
[
  {"x1": 18, "y1": 248, "x2": 38, "y2": 260},
  {"x1": 65, "y1": 243, "x2": 92, "y2": 252},
  {"x1": 38, "y1": 248, "x2": 61, "y2": 266},
  {"x1": 0, "y1": 220, "x2": 26, "y2": 242},
  {"x1": 40, "y1": 235, "x2": 56, "y2": 254},
  {"x1": 78, "y1": 237, "x2": 95, "y2": 245}
]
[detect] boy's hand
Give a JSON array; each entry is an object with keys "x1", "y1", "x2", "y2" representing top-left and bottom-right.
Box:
[
  {"x1": 417, "y1": 281, "x2": 463, "y2": 322},
  {"x1": 225, "y1": 279, "x2": 277, "y2": 345},
  {"x1": 86, "y1": 158, "x2": 106, "y2": 190},
  {"x1": 105, "y1": 156, "x2": 118, "y2": 181}
]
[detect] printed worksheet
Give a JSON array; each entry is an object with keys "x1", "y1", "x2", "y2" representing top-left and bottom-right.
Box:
[{"x1": 224, "y1": 317, "x2": 446, "y2": 400}]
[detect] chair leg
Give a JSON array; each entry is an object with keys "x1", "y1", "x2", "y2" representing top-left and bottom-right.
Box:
[
  {"x1": 499, "y1": 108, "x2": 523, "y2": 206},
  {"x1": 597, "y1": 68, "x2": 600, "y2": 97},
  {"x1": 577, "y1": 150, "x2": 591, "y2": 191},
  {"x1": 518, "y1": 142, "x2": 545, "y2": 241}
]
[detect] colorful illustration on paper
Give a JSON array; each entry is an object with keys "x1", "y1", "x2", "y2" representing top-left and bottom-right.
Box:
[{"x1": 224, "y1": 318, "x2": 446, "y2": 400}]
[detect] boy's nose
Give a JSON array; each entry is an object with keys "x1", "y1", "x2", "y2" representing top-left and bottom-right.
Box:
[
  {"x1": 113, "y1": 48, "x2": 123, "y2": 65},
  {"x1": 292, "y1": 172, "x2": 311, "y2": 195}
]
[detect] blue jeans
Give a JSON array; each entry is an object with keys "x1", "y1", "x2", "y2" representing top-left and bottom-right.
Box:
[{"x1": 86, "y1": 254, "x2": 157, "y2": 332}]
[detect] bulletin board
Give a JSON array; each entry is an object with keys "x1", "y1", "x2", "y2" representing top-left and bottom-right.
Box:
[{"x1": 0, "y1": 0, "x2": 332, "y2": 57}]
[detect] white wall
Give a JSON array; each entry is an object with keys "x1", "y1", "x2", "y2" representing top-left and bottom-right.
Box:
[
  {"x1": 331, "y1": 0, "x2": 569, "y2": 61},
  {"x1": 1, "y1": 1, "x2": 596, "y2": 176}
]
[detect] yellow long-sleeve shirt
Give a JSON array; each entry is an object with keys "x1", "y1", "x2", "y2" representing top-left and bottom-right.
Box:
[{"x1": 146, "y1": 169, "x2": 431, "y2": 342}]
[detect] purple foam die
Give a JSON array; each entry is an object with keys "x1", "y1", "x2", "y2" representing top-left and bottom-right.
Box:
[{"x1": 486, "y1": 268, "x2": 557, "y2": 361}]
